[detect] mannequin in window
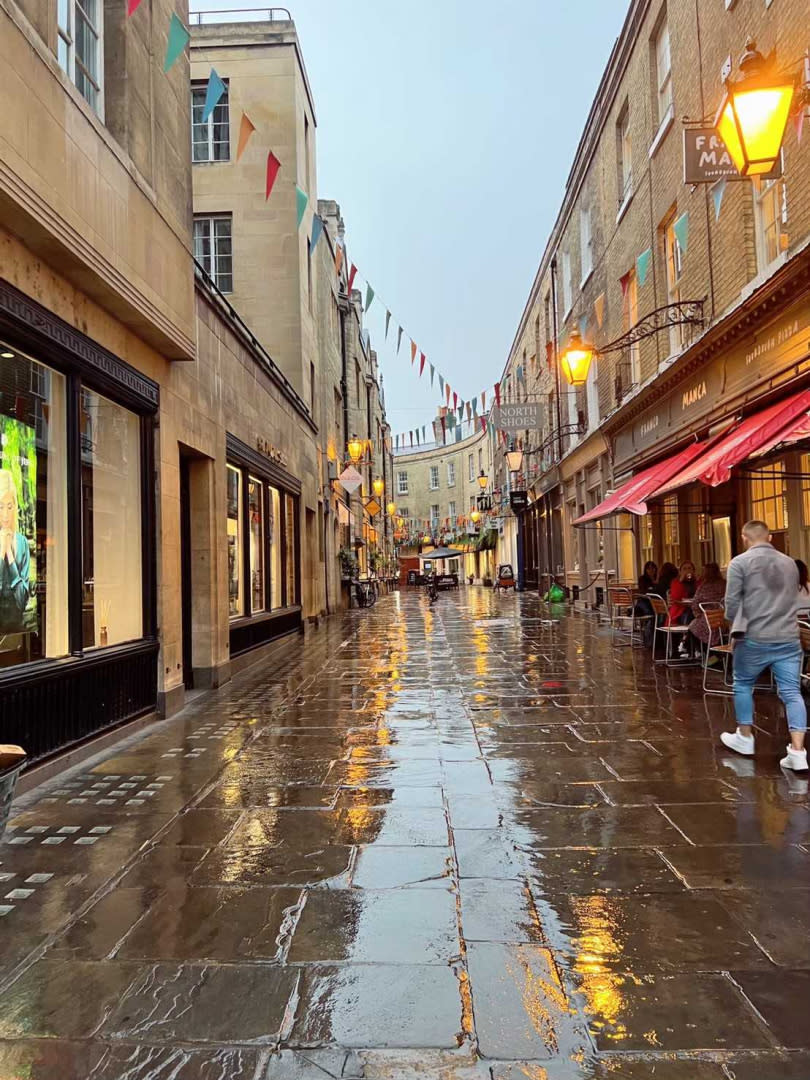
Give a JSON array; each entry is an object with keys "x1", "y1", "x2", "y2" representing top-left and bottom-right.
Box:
[{"x1": 0, "y1": 469, "x2": 30, "y2": 633}]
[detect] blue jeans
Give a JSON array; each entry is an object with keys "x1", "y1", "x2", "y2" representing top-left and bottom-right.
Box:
[{"x1": 733, "y1": 639, "x2": 808, "y2": 732}]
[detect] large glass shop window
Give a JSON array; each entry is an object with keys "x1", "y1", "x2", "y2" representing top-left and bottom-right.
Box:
[
  {"x1": 248, "y1": 476, "x2": 264, "y2": 613},
  {"x1": 285, "y1": 493, "x2": 296, "y2": 604},
  {"x1": 0, "y1": 345, "x2": 67, "y2": 667},
  {"x1": 81, "y1": 389, "x2": 142, "y2": 648},
  {"x1": 269, "y1": 485, "x2": 282, "y2": 610},
  {"x1": 227, "y1": 464, "x2": 242, "y2": 617}
]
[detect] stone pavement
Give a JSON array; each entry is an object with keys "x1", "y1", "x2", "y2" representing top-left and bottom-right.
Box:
[{"x1": 1, "y1": 589, "x2": 809, "y2": 1079}]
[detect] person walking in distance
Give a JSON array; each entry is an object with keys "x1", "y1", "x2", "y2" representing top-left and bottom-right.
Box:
[{"x1": 721, "y1": 520, "x2": 807, "y2": 771}]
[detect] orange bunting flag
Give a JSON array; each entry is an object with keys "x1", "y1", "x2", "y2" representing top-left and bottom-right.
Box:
[
  {"x1": 481, "y1": 390, "x2": 486, "y2": 411},
  {"x1": 594, "y1": 292, "x2": 605, "y2": 328},
  {"x1": 348, "y1": 264, "x2": 358, "y2": 293},
  {"x1": 335, "y1": 245, "x2": 344, "y2": 276},
  {"x1": 445, "y1": 383, "x2": 451, "y2": 405},
  {"x1": 236, "y1": 113, "x2": 256, "y2": 162},
  {"x1": 265, "y1": 151, "x2": 281, "y2": 200},
  {"x1": 410, "y1": 341, "x2": 417, "y2": 365}
]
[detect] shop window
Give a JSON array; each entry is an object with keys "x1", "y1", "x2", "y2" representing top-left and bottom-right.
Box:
[
  {"x1": 616, "y1": 513, "x2": 636, "y2": 583},
  {"x1": 0, "y1": 347, "x2": 68, "y2": 669},
  {"x1": 662, "y1": 494, "x2": 680, "y2": 566},
  {"x1": 641, "y1": 514, "x2": 654, "y2": 569},
  {"x1": 191, "y1": 80, "x2": 230, "y2": 163},
  {"x1": 193, "y1": 215, "x2": 233, "y2": 293},
  {"x1": 269, "y1": 486, "x2": 282, "y2": 609},
  {"x1": 80, "y1": 389, "x2": 142, "y2": 648},
  {"x1": 801, "y1": 454, "x2": 810, "y2": 526},
  {"x1": 284, "y1": 493, "x2": 297, "y2": 605},
  {"x1": 751, "y1": 459, "x2": 788, "y2": 532},
  {"x1": 753, "y1": 176, "x2": 784, "y2": 272},
  {"x1": 57, "y1": 0, "x2": 103, "y2": 115},
  {"x1": 249, "y1": 477, "x2": 264, "y2": 613},
  {"x1": 226, "y1": 464, "x2": 242, "y2": 617}
]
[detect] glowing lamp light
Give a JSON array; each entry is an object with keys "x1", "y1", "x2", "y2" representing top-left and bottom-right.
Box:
[
  {"x1": 560, "y1": 328, "x2": 594, "y2": 387},
  {"x1": 715, "y1": 42, "x2": 795, "y2": 177},
  {"x1": 386, "y1": 502, "x2": 397, "y2": 516},
  {"x1": 477, "y1": 470, "x2": 489, "y2": 490},
  {"x1": 470, "y1": 509, "x2": 481, "y2": 524},
  {"x1": 505, "y1": 445, "x2": 524, "y2": 473},
  {"x1": 347, "y1": 435, "x2": 364, "y2": 464},
  {"x1": 372, "y1": 477, "x2": 385, "y2": 497},
  {"x1": 396, "y1": 516, "x2": 404, "y2": 528}
]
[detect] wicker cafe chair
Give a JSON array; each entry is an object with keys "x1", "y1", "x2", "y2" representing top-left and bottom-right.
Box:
[
  {"x1": 608, "y1": 586, "x2": 650, "y2": 648},
  {"x1": 646, "y1": 593, "x2": 695, "y2": 666},
  {"x1": 700, "y1": 603, "x2": 734, "y2": 696}
]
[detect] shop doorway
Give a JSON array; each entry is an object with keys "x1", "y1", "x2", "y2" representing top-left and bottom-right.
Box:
[
  {"x1": 179, "y1": 449, "x2": 216, "y2": 691},
  {"x1": 180, "y1": 456, "x2": 193, "y2": 689}
]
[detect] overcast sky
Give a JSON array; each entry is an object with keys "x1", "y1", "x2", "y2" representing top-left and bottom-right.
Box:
[{"x1": 198, "y1": 1, "x2": 629, "y2": 440}]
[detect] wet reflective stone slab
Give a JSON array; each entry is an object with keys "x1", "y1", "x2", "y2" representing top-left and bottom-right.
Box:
[
  {"x1": 597, "y1": 779, "x2": 739, "y2": 806},
  {"x1": 510, "y1": 806, "x2": 685, "y2": 850},
  {"x1": 661, "y1": 803, "x2": 810, "y2": 846},
  {"x1": 661, "y1": 844, "x2": 810, "y2": 889},
  {"x1": 459, "y1": 878, "x2": 545, "y2": 944},
  {"x1": 350, "y1": 845, "x2": 452, "y2": 889},
  {"x1": 191, "y1": 843, "x2": 354, "y2": 886},
  {"x1": 531, "y1": 849, "x2": 685, "y2": 896},
  {"x1": 731, "y1": 971, "x2": 810, "y2": 1048}
]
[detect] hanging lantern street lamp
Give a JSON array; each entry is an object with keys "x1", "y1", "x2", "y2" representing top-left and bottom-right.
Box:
[
  {"x1": 505, "y1": 444, "x2": 524, "y2": 473},
  {"x1": 396, "y1": 516, "x2": 404, "y2": 529},
  {"x1": 470, "y1": 509, "x2": 481, "y2": 524},
  {"x1": 386, "y1": 501, "x2": 397, "y2": 516},
  {"x1": 372, "y1": 476, "x2": 385, "y2": 498},
  {"x1": 715, "y1": 40, "x2": 796, "y2": 177},
  {"x1": 477, "y1": 470, "x2": 489, "y2": 490},
  {"x1": 559, "y1": 328, "x2": 595, "y2": 387},
  {"x1": 346, "y1": 435, "x2": 364, "y2": 465}
]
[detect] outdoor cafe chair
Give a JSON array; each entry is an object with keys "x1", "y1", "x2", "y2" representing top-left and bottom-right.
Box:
[
  {"x1": 798, "y1": 619, "x2": 810, "y2": 690},
  {"x1": 646, "y1": 593, "x2": 696, "y2": 666},
  {"x1": 699, "y1": 603, "x2": 734, "y2": 696},
  {"x1": 607, "y1": 586, "x2": 650, "y2": 648}
]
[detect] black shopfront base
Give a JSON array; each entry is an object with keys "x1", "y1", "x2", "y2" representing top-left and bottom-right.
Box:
[{"x1": 229, "y1": 607, "x2": 302, "y2": 658}]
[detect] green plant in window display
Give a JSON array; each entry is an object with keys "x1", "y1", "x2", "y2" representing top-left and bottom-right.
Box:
[{"x1": 0, "y1": 417, "x2": 37, "y2": 635}]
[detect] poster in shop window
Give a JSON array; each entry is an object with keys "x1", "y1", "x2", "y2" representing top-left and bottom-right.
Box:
[{"x1": 0, "y1": 417, "x2": 36, "y2": 634}]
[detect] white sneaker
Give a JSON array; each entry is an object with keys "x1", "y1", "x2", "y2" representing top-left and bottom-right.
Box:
[
  {"x1": 780, "y1": 746, "x2": 808, "y2": 772},
  {"x1": 720, "y1": 730, "x2": 755, "y2": 756}
]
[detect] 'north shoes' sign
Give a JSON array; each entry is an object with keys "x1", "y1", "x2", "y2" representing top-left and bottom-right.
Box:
[{"x1": 493, "y1": 403, "x2": 540, "y2": 433}]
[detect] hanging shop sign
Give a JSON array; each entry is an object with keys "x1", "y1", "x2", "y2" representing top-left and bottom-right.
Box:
[
  {"x1": 683, "y1": 127, "x2": 782, "y2": 184},
  {"x1": 510, "y1": 490, "x2": 529, "y2": 513},
  {"x1": 493, "y1": 403, "x2": 541, "y2": 433}
]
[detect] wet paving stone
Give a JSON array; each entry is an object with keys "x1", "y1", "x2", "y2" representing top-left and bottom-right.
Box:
[{"x1": 3, "y1": 591, "x2": 808, "y2": 1069}]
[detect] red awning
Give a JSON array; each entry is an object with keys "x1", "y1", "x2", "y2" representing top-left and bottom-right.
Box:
[
  {"x1": 654, "y1": 388, "x2": 810, "y2": 496},
  {"x1": 572, "y1": 441, "x2": 708, "y2": 525}
]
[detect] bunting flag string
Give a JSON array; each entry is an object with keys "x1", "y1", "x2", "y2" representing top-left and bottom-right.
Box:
[
  {"x1": 410, "y1": 340, "x2": 418, "y2": 365},
  {"x1": 164, "y1": 13, "x2": 190, "y2": 72},
  {"x1": 385, "y1": 311, "x2": 391, "y2": 339},
  {"x1": 636, "y1": 248, "x2": 651, "y2": 287},
  {"x1": 265, "y1": 151, "x2": 281, "y2": 200},
  {"x1": 594, "y1": 293, "x2": 605, "y2": 328},
  {"x1": 348, "y1": 265, "x2": 358, "y2": 293},
  {"x1": 364, "y1": 284, "x2": 375, "y2": 313},
  {"x1": 711, "y1": 178, "x2": 727, "y2": 222},
  {"x1": 296, "y1": 186, "x2": 308, "y2": 227},
  {"x1": 673, "y1": 211, "x2": 690, "y2": 254},
  {"x1": 310, "y1": 215, "x2": 324, "y2": 250},
  {"x1": 202, "y1": 69, "x2": 226, "y2": 123},
  {"x1": 236, "y1": 113, "x2": 256, "y2": 162},
  {"x1": 397, "y1": 327, "x2": 403, "y2": 354}
]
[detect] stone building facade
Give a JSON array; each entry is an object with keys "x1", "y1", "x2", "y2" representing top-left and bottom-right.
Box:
[{"x1": 497, "y1": 0, "x2": 810, "y2": 600}]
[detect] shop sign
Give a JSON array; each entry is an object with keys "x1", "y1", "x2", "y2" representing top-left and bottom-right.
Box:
[
  {"x1": 493, "y1": 403, "x2": 540, "y2": 433},
  {"x1": 510, "y1": 490, "x2": 529, "y2": 513},
  {"x1": 255, "y1": 436, "x2": 288, "y2": 467},
  {"x1": 724, "y1": 305, "x2": 810, "y2": 401},
  {"x1": 338, "y1": 465, "x2": 363, "y2": 494},
  {"x1": 683, "y1": 127, "x2": 782, "y2": 184}
]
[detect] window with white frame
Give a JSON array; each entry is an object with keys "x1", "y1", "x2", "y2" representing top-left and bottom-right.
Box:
[
  {"x1": 449, "y1": 500, "x2": 457, "y2": 520},
  {"x1": 430, "y1": 504, "x2": 440, "y2": 526},
  {"x1": 753, "y1": 176, "x2": 784, "y2": 271},
  {"x1": 586, "y1": 356, "x2": 599, "y2": 430},
  {"x1": 654, "y1": 18, "x2": 672, "y2": 125},
  {"x1": 622, "y1": 267, "x2": 640, "y2": 387},
  {"x1": 561, "y1": 250, "x2": 573, "y2": 315},
  {"x1": 468, "y1": 454, "x2": 474, "y2": 482},
  {"x1": 57, "y1": 0, "x2": 103, "y2": 114},
  {"x1": 191, "y1": 81, "x2": 230, "y2": 163},
  {"x1": 663, "y1": 213, "x2": 684, "y2": 354},
  {"x1": 400, "y1": 507, "x2": 409, "y2": 518},
  {"x1": 397, "y1": 471, "x2": 408, "y2": 495},
  {"x1": 429, "y1": 465, "x2": 440, "y2": 490},
  {"x1": 478, "y1": 448, "x2": 483, "y2": 473},
  {"x1": 616, "y1": 103, "x2": 632, "y2": 207},
  {"x1": 194, "y1": 215, "x2": 233, "y2": 293},
  {"x1": 580, "y1": 207, "x2": 593, "y2": 282},
  {"x1": 447, "y1": 461, "x2": 455, "y2": 486}
]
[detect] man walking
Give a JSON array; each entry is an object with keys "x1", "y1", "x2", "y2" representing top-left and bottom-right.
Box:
[{"x1": 721, "y1": 520, "x2": 807, "y2": 771}]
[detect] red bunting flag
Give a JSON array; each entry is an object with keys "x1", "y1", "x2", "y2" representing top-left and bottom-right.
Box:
[
  {"x1": 481, "y1": 417, "x2": 487, "y2": 433},
  {"x1": 619, "y1": 270, "x2": 631, "y2": 298},
  {"x1": 410, "y1": 341, "x2": 417, "y2": 365},
  {"x1": 494, "y1": 382, "x2": 501, "y2": 406},
  {"x1": 265, "y1": 151, "x2": 281, "y2": 200},
  {"x1": 348, "y1": 264, "x2": 358, "y2": 293},
  {"x1": 453, "y1": 392, "x2": 458, "y2": 410},
  {"x1": 127, "y1": 0, "x2": 143, "y2": 15},
  {"x1": 419, "y1": 352, "x2": 426, "y2": 376},
  {"x1": 441, "y1": 416, "x2": 446, "y2": 438}
]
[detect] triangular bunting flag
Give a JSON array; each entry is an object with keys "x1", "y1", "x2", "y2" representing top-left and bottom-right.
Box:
[
  {"x1": 127, "y1": 0, "x2": 143, "y2": 16},
  {"x1": 410, "y1": 341, "x2": 417, "y2": 365},
  {"x1": 348, "y1": 264, "x2": 357, "y2": 293},
  {"x1": 164, "y1": 13, "x2": 190, "y2": 72},
  {"x1": 416, "y1": 430, "x2": 420, "y2": 446},
  {"x1": 711, "y1": 178, "x2": 727, "y2": 222},
  {"x1": 619, "y1": 270, "x2": 631, "y2": 298},
  {"x1": 446, "y1": 383, "x2": 451, "y2": 405},
  {"x1": 395, "y1": 434, "x2": 400, "y2": 450},
  {"x1": 410, "y1": 433, "x2": 413, "y2": 447},
  {"x1": 472, "y1": 396, "x2": 478, "y2": 414},
  {"x1": 494, "y1": 382, "x2": 501, "y2": 406},
  {"x1": 310, "y1": 215, "x2": 324, "y2": 250},
  {"x1": 422, "y1": 425, "x2": 426, "y2": 443},
  {"x1": 335, "y1": 245, "x2": 344, "y2": 276},
  {"x1": 365, "y1": 284, "x2": 375, "y2": 312},
  {"x1": 578, "y1": 314, "x2": 589, "y2": 338},
  {"x1": 265, "y1": 151, "x2": 281, "y2": 200},
  {"x1": 397, "y1": 327, "x2": 403, "y2": 354},
  {"x1": 296, "y1": 186, "x2": 308, "y2": 227},
  {"x1": 453, "y1": 392, "x2": 458, "y2": 410},
  {"x1": 439, "y1": 374, "x2": 444, "y2": 394},
  {"x1": 236, "y1": 113, "x2": 256, "y2": 162},
  {"x1": 673, "y1": 211, "x2": 689, "y2": 253},
  {"x1": 385, "y1": 311, "x2": 391, "y2": 339},
  {"x1": 419, "y1": 353, "x2": 426, "y2": 376},
  {"x1": 481, "y1": 390, "x2": 486, "y2": 410},
  {"x1": 594, "y1": 293, "x2": 605, "y2": 328},
  {"x1": 636, "y1": 248, "x2": 651, "y2": 287},
  {"x1": 481, "y1": 417, "x2": 487, "y2": 434},
  {"x1": 430, "y1": 364, "x2": 435, "y2": 386},
  {"x1": 202, "y1": 68, "x2": 226, "y2": 123},
  {"x1": 466, "y1": 402, "x2": 472, "y2": 422}
]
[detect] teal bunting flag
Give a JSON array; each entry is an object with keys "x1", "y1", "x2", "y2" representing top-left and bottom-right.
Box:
[
  {"x1": 439, "y1": 374, "x2": 445, "y2": 394},
  {"x1": 164, "y1": 13, "x2": 190, "y2": 72},
  {"x1": 636, "y1": 248, "x2": 652, "y2": 287},
  {"x1": 296, "y1": 186, "x2": 308, "y2": 227},
  {"x1": 385, "y1": 310, "x2": 391, "y2": 339},
  {"x1": 430, "y1": 364, "x2": 435, "y2": 386},
  {"x1": 447, "y1": 413, "x2": 456, "y2": 429},
  {"x1": 578, "y1": 314, "x2": 589, "y2": 338},
  {"x1": 472, "y1": 396, "x2": 478, "y2": 414},
  {"x1": 673, "y1": 211, "x2": 689, "y2": 253},
  {"x1": 310, "y1": 215, "x2": 324, "y2": 250},
  {"x1": 365, "y1": 284, "x2": 375, "y2": 312},
  {"x1": 395, "y1": 434, "x2": 399, "y2": 450},
  {"x1": 202, "y1": 68, "x2": 226, "y2": 122},
  {"x1": 711, "y1": 179, "x2": 727, "y2": 222},
  {"x1": 458, "y1": 404, "x2": 464, "y2": 421},
  {"x1": 422, "y1": 425, "x2": 426, "y2": 443}
]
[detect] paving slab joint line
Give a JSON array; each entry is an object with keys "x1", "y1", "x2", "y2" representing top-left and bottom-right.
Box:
[{"x1": 723, "y1": 970, "x2": 784, "y2": 1049}]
